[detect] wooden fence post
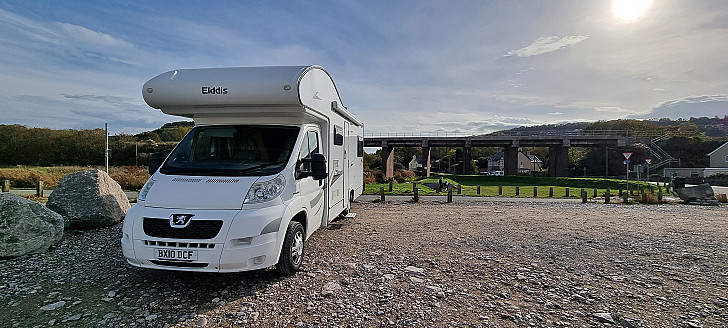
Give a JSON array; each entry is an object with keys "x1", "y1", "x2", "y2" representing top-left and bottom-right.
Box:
[
  {"x1": 565, "y1": 188, "x2": 570, "y2": 197},
  {"x1": 457, "y1": 184, "x2": 462, "y2": 195},
  {"x1": 593, "y1": 187, "x2": 598, "y2": 198},
  {"x1": 2, "y1": 180, "x2": 9, "y2": 192},
  {"x1": 605, "y1": 188, "x2": 611, "y2": 204},
  {"x1": 549, "y1": 187, "x2": 553, "y2": 197},
  {"x1": 447, "y1": 185, "x2": 453, "y2": 203},
  {"x1": 533, "y1": 186, "x2": 538, "y2": 197},
  {"x1": 515, "y1": 186, "x2": 519, "y2": 196},
  {"x1": 581, "y1": 188, "x2": 587, "y2": 203},
  {"x1": 413, "y1": 182, "x2": 419, "y2": 203},
  {"x1": 380, "y1": 187, "x2": 385, "y2": 202},
  {"x1": 498, "y1": 185, "x2": 502, "y2": 196},
  {"x1": 388, "y1": 180, "x2": 393, "y2": 192},
  {"x1": 476, "y1": 185, "x2": 481, "y2": 195},
  {"x1": 36, "y1": 181, "x2": 44, "y2": 197}
]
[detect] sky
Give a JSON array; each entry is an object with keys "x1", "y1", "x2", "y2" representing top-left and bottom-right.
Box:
[{"x1": 1, "y1": 0, "x2": 727, "y2": 135}]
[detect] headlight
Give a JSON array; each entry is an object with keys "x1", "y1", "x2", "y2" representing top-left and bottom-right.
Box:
[
  {"x1": 137, "y1": 178, "x2": 156, "y2": 202},
  {"x1": 245, "y1": 175, "x2": 285, "y2": 204}
]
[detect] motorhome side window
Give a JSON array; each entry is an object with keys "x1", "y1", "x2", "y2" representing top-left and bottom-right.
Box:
[
  {"x1": 357, "y1": 136, "x2": 364, "y2": 157},
  {"x1": 161, "y1": 125, "x2": 299, "y2": 176},
  {"x1": 298, "y1": 131, "x2": 319, "y2": 173},
  {"x1": 334, "y1": 125, "x2": 344, "y2": 146}
]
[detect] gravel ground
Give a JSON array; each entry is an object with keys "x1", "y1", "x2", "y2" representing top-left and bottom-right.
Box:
[{"x1": 1, "y1": 197, "x2": 727, "y2": 328}]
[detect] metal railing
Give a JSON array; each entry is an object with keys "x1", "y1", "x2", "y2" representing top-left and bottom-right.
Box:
[{"x1": 364, "y1": 129, "x2": 700, "y2": 139}]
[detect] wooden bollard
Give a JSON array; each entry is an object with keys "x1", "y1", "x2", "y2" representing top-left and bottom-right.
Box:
[
  {"x1": 380, "y1": 187, "x2": 385, "y2": 202},
  {"x1": 593, "y1": 187, "x2": 598, "y2": 198},
  {"x1": 658, "y1": 191, "x2": 663, "y2": 203},
  {"x1": 605, "y1": 188, "x2": 611, "y2": 204},
  {"x1": 549, "y1": 187, "x2": 553, "y2": 197},
  {"x1": 438, "y1": 177, "x2": 443, "y2": 193},
  {"x1": 457, "y1": 184, "x2": 462, "y2": 195},
  {"x1": 447, "y1": 185, "x2": 453, "y2": 203},
  {"x1": 641, "y1": 190, "x2": 647, "y2": 203},
  {"x1": 623, "y1": 190, "x2": 629, "y2": 203},
  {"x1": 498, "y1": 185, "x2": 502, "y2": 196},
  {"x1": 515, "y1": 186, "x2": 519, "y2": 196},
  {"x1": 413, "y1": 183, "x2": 419, "y2": 202},
  {"x1": 581, "y1": 189, "x2": 587, "y2": 203},
  {"x1": 565, "y1": 188, "x2": 570, "y2": 197},
  {"x1": 36, "y1": 181, "x2": 44, "y2": 197},
  {"x1": 388, "y1": 180, "x2": 393, "y2": 192},
  {"x1": 476, "y1": 185, "x2": 481, "y2": 195},
  {"x1": 533, "y1": 186, "x2": 538, "y2": 197},
  {"x1": 2, "y1": 180, "x2": 9, "y2": 192}
]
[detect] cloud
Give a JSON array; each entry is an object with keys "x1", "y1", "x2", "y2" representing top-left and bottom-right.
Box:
[
  {"x1": 55, "y1": 22, "x2": 134, "y2": 49},
  {"x1": 594, "y1": 106, "x2": 631, "y2": 113},
  {"x1": 548, "y1": 112, "x2": 564, "y2": 115},
  {"x1": 633, "y1": 95, "x2": 728, "y2": 119},
  {"x1": 505, "y1": 35, "x2": 588, "y2": 57}
]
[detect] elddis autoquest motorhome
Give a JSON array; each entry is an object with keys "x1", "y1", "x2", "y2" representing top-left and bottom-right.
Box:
[{"x1": 121, "y1": 66, "x2": 363, "y2": 274}]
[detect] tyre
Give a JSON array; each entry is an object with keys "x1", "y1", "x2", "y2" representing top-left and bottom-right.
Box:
[{"x1": 276, "y1": 221, "x2": 304, "y2": 275}]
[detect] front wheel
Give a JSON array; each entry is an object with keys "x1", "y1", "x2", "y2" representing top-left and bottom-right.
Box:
[{"x1": 276, "y1": 221, "x2": 304, "y2": 275}]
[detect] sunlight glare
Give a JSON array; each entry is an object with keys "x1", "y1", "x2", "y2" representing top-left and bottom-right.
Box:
[{"x1": 613, "y1": 0, "x2": 652, "y2": 21}]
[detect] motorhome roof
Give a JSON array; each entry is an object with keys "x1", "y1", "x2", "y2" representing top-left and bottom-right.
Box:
[{"x1": 142, "y1": 66, "x2": 358, "y2": 125}]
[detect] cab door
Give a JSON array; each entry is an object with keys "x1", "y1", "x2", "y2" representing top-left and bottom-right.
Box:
[{"x1": 296, "y1": 128, "x2": 325, "y2": 236}]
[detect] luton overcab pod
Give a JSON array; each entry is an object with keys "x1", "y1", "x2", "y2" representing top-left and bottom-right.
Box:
[{"x1": 121, "y1": 66, "x2": 363, "y2": 273}]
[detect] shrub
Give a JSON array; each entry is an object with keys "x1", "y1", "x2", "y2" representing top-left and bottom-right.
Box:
[
  {"x1": 109, "y1": 166, "x2": 149, "y2": 190},
  {"x1": 363, "y1": 170, "x2": 376, "y2": 184}
]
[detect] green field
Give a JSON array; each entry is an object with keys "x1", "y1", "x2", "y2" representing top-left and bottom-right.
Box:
[{"x1": 364, "y1": 173, "x2": 667, "y2": 199}]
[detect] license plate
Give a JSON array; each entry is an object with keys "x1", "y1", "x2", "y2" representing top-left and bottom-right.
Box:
[{"x1": 155, "y1": 249, "x2": 198, "y2": 261}]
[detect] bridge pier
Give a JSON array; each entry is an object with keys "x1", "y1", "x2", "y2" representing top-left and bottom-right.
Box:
[
  {"x1": 382, "y1": 146, "x2": 394, "y2": 180},
  {"x1": 422, "y1": 146, "x2": 431, "y2": 177},
  {"x1": 462, "y1": 145, "x2": 472, "y2": 174},
  {"x1": 504, "y1": 146, "x2": 519, "y2": 176},
  {"x1": 548, "y1": 144, "x2": 570, "y2": 177}
]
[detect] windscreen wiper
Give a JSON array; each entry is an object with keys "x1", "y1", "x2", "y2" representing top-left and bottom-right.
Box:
[{"x1": 235, "y1": 161, "x2": 287, "y2": 174}]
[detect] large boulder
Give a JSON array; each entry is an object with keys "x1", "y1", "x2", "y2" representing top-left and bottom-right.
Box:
[
  {"x1": 0, "y1": 193, "x2": 64, "y2": 258},
  {"x1": 676, "y1": 183, "x2": 719, "y2": 206},
  {"x1": 47, "y1": 170, "x2": 131, "y2": 229}
]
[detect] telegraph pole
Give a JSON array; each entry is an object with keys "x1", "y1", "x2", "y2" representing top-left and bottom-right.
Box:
[{"x1": 105, "y1": 123, "x2": 109, "y2": 173}]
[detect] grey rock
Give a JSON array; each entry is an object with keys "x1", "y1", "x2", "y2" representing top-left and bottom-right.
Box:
[
  {"x1": 404, "y1": 266, "x2": 424, "y2": 274},
  {"x1": 676, "y1": 184, "x2": 719, "y2": 206},
  {"x1": 592, "y1": 312, "x2": 615, "y2": 324},
  {"x1": 40, "y1": 300, "x2": 66, "y2": 311},
  {"x1": 322, "y1": 281, "x2": 342, "y2": 297},
  {"x1": 0, "y1": 193, "x2": 64, "y2": 258},
  {"x1": 46, "y1": 170, "x2": 131, "y2": 229}
]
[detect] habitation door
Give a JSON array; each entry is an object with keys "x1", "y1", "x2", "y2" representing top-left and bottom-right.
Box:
[{"x1": 343, "y1": 121, "x2": 350, "y2": 207}]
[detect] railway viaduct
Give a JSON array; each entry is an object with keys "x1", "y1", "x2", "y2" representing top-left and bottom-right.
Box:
[{"x1": 363, "y1": 134, "x2": 627, "y2": 178}]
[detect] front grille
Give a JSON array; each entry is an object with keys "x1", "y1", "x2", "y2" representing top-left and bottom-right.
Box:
[
  {"x1": 150, "y1": 260, "x2": 208, "y2": 268},
  {"x1": 143, "y1": 218, "x2": 223, "y2": 239},
  {"x1": 143, "y1": 240, "x2": 215, "y2": 249}
]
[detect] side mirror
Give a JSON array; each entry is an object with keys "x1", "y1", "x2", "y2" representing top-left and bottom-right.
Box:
[
  {"x1": 298, "y1": 153, "x2": 328, "y2": 180},
  {"x1": 148, "y1": 152, "x2": 165, "y2": 175}
]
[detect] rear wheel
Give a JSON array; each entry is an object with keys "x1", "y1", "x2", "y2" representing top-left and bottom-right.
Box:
[{"x1": 276, "y1": 221, "x2": 304, "y2": 275}]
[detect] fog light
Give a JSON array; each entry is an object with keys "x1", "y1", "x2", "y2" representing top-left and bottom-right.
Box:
[
  {"x1": 252, "y1": 255, "x2": 266, "y2": 265},
  {"x1": 234, "y1": 237, "x2": 253, "y2": 245}
]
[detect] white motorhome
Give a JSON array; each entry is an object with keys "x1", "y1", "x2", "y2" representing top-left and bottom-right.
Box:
[{"x1": 121, "y1": 66, "x2": 363, "y2": 274}]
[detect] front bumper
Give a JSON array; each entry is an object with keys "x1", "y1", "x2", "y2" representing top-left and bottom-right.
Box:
[{"x1": 121, "y1": 204, "x2": 289, "y2": 272}]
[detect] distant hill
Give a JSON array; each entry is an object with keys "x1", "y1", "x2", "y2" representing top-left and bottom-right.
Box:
[{"x1": 493, "y1": 117, "x2": 728, "y2": 138}]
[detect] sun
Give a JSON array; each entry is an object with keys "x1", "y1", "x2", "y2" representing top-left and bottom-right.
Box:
[{"x1": 613, "y1": 0, "x2": 652, "y2": 21}]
